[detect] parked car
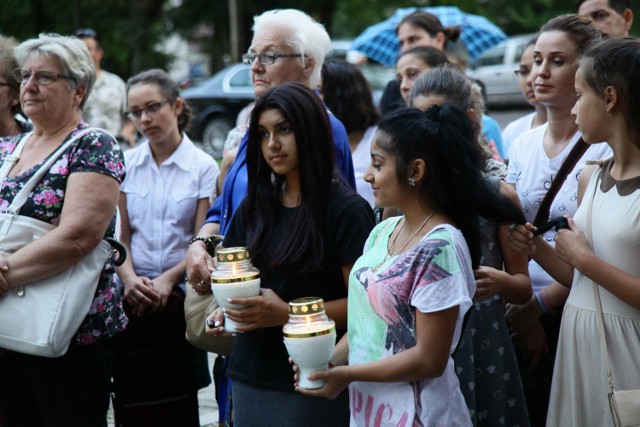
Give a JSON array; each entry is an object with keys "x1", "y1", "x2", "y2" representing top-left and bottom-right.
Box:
[
  {"x1": 181, "y1": 63, "x2": 254, "y2": 159},
  {"x1": 467, "y1": 34, "x2": 535, "y2": 108}
]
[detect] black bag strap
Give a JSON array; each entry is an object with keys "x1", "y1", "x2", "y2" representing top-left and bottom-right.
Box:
[{"x1": 533, "y1": 137, "x2": 589, "y2": 228}]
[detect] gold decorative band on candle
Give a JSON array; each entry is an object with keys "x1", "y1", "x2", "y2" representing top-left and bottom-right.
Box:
[
  {"x1": 283, "y1": 326, "x2": 336, "y2": 338},
  {"x1": 217, "y1": 247, "x2": 251, "y2": 263},
  {"x1": 211, "y1": 272, "x2": 260, "y2": 283},
  {"x1": 288, "y1": 297, "x2": 325, "y2": 315}
]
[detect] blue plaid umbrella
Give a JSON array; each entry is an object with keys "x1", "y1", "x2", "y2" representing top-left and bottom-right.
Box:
[{"x1": 352, "y1": 6, "x2": 507, "y2": 66}]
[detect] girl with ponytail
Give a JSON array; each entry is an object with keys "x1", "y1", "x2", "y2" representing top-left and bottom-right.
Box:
[
  {"x1": 408, "y1": 65, "x2": 531, "y2": 426},
  {"x1": 296, "y1": 103, "x2": 524, "y2": 426}
]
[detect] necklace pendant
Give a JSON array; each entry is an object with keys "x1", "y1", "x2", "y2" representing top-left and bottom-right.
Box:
[{"x1": 371, "y1": 254, "x2": 389, "y2": 273}]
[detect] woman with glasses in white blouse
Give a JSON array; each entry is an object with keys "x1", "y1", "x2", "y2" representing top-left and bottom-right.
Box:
[{"x1": 112, "y1": 69, "x2": 219, "y2": 426}]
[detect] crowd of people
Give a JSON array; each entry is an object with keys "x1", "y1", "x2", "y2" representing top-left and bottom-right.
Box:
[{"x1": 0, "y1": 1, "x2": 638, "y2": 426}]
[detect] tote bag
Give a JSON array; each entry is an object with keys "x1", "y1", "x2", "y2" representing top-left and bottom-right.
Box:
[
  {"x1": 0, "y1": 129, "x2": 111, "y2": 357},
  {"x1": 184, "y1": 286, "x2": 234, "y2": 356}
]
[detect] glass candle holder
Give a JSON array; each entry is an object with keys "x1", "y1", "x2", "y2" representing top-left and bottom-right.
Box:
[
  {"x1": 283, "y1": 297, "x2": 336, "y2": 389},
  {"x1": 210, "y1": 247, "x2": 261, "y2": 333}
]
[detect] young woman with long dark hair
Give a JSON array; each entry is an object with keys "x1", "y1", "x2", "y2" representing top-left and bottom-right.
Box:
[
  {"x1": 206, "y1": 82, "x2": 374, "y2": 426},
  {"x1": 408, "y1": 65, "x2": 531, "y2": 426}
]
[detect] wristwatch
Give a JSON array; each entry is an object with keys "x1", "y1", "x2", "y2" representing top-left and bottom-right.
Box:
[{"x1": 189, "y1": 235, "x2": 224, "y2": 254}]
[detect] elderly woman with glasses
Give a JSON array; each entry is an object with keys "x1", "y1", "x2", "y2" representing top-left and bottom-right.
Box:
[
  {"x1": 188, "y1": 6, "x2": 357, "y2": 290},
  {"x1": 0, "y1": 33, "x2": 126, "y2": 426},
  {"x1": 188, "y1": 9, "x2": 355, "y2": 253},
  {"x1": 185, "y1": 8, "x2": 359, "y2": 426}
]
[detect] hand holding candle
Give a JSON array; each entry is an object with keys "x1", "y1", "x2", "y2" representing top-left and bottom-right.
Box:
[
  {"x1": 210, "y1": 247, "x2": 261, "y2": 333},
  {"x1": 283, "y1": 297, "x2": 336, "y2": 389}
]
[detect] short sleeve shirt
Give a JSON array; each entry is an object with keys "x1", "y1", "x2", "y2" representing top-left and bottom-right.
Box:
[
  {"x1": 348, "y1": 219, "x2": 474, "y2": 426},
  {"x1": 120, "y1": 135, "x2": 219, "y2": 278},
  {"x1": 506, "y1": 124, "x2": 613, "y2": 290},
  {"x1": 0, "y1": 123, "x2": 127, "y2": 345},
  {"x1": 82, "y1": 70, "x2": 127, "y2": 137}
]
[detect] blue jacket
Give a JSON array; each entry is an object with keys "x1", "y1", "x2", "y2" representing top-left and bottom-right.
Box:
[{"x1": 205, "y1": 112, "x2": 356, "y2": 234}]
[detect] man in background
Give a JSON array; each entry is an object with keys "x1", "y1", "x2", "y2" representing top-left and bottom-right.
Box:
[
  {"x1": 75, "y1": 28, "x2": 137, "y2": 147},
  {"x1": 577, "y1": 0, "x2": 633, "y2": 38}
]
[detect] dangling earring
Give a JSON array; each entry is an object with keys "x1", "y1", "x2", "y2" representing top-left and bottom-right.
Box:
[{"x1": 409, "y1": 177, "x2": 416, "y2": 187}]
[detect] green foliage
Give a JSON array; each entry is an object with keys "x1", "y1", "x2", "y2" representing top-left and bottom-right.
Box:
[
  {"x1": 1, "y1": 0, "x2": 637, "y2": 80},
  {"x1": 0, "y1": 0, "x2": 172, "y2": 79},
  {"x1": 168, "y1": 0, "x2": 231, "y2": 74}
]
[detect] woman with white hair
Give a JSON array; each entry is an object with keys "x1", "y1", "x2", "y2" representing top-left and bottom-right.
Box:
[
  {"x1": 185, "y1": 8, "x2": 358, "y2": 427},
  {"x1": 0, "y1": 33, "x2": 126, "y2": 426},
  {"x1": 187, "y1": 8, "x2": 355, "y2": 253}
]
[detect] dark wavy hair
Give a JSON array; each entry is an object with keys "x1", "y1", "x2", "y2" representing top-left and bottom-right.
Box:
[
  {"x1": 126, "y1": 69, "x2": 192, "y2": 133},
  {"x1": 376, "y1": 104, "x2": 525, "y2": 268},
  {"x1": 396, "y1": 11, "x2": 461, "y2": 49},
  {"x1": 245, "y1": 82, "x2": 336, "y2": 272},
  {"x1": 321, "y1": 60, "x2": 379, "y2": 134},
  {"x1": 580, "y1": 37, "x2": 640, "y2": 148}
]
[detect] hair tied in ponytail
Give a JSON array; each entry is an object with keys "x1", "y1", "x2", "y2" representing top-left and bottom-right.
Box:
[
  {"x1": 424, "y1": 104, "x2": 442, "y2": 133},
  {"x1": 425, "y1": 103, "x2": 443, "y2": 119}
]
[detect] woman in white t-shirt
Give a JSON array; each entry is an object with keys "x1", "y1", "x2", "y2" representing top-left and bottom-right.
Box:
[
  {"x1": 502, "y1": 36, "x2": 547, "y2": 160},
  {"x1": 504, "y1": 15, "x2": 611, "y2": 427}
]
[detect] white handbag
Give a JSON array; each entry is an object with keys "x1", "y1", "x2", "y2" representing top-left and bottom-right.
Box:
[{"x1": 0, "y1": 129, "x2": 112, "y2": 357}]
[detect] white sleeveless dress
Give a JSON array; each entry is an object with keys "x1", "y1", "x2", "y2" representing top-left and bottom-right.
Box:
[{"x1": 547, "y1": 159, "x2": 640, "y2": 427}]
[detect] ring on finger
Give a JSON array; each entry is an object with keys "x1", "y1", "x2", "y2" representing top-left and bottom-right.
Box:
[{"x1": 197, "y1": 281, "x2": 206, "y2": 289}]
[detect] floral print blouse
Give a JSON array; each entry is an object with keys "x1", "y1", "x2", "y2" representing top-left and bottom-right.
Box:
[{"x1": 0, "y1": 123, "x2": 128, "y2": 346}]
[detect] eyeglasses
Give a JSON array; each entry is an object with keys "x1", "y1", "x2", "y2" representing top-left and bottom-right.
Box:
[
  {"x1": 514, "y1": 67, "x2": 531, "y2": 77},
  {"x1": 242, "y1": 52, "x2": 303, "y2": 66},
  {"x1": 13, "y1": 69, "x2": 77, "y2": 86},
  {"x1": 125, "y1": 100, "x2": 171, "y2": 120}
]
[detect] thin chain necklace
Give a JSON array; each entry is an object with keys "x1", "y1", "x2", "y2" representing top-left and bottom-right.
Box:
[{"x1": 373, "y1": 210, "x2": 438, "y2": 272}]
